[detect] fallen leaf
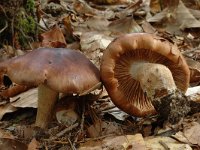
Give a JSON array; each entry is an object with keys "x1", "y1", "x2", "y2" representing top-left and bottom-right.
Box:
[
  {"x1": 147, "y1": 8, "x2": 168, "y2": 23},
  {"x1": 27, "y1": 138, "x2": 40, "y2": 150},
  {"x1": 79, "y1": 134, "x2": 146, "y2": 150},
  {"x1": 63, "y1": 15, "x2": 76, "y2": 43},
  {"x1": 145, "y1": 136, "x2": 192, "y2": 150},
  {"x1": 184, "y1": 57, "x2": 200, "y2": 83},
  {"x1": 73, "y1": 0, "x2": 114, "y2": 18},
  {"x1": 109, "y1": 17, "x2": 143, "y2": 34},
  {"x1": 88, "y1": 0, "x2": 132, "y2": 5},
  {"x1": 183, "y1": 122, "x2": 200, "y2": 146},
  {"x1": 10, "y1": 88, "x2": 38, "y2": 108},
  {"x1": 80, "y1": 32, "x2": 112, "y2": 52},
  {"x1": 172, "y1": 131, "x2": 191, "y2": 144},
  {"x1": 176, "y1": 1, "x2": 200, "y2": 30},
  {"x1": 15, "y1": 125, "x2": 36, "y2": 139},
  {"x1": 149, "y1": 0, "x2": 161, "y2": 13},
  {"x1": 147, "y1": 0, "x2": 200, "y2": 33},
  {"x1": 80, "y1": 31, "x2": 113, "y2": 66},
  {"x1": 0, "y1": 129, "x2": 14, "y2": 139},
  {"x1": 185, "y1": 86, "x2": 200, "y2": 96},
  {"x1": 0, "y1": 104, "x2": 18, "y2": 120},
  {"x1": 87, "y1": 120, "x2": 123, "y2": 138},
  {"x1": 0, "y1": 84, "x2": 32, "y2": 98},
  {"x1": 85, "y1": 16, "x2": 110, "y2": 31},
  {"x1": 40, "y1": 25, "x2": 67, "y2": 48},
  {"x1": 141, "y1": 21, "x2": 156, "y2": 34},
  {"x1": 189, "y1": 9, "x2": 200, "y2": 20},
  {"x1": 0, "y1": 138, "x2": 27, "y2": 150}
]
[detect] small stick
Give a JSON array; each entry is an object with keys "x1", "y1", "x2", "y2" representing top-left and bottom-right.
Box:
[
  {"x1": 50, "y1": 123, "x2": 79, "y2": 140},
  {"x1": 68, "y1": 138, "x2": 76, "y2": 150},
  {"x1": 159, "y1": 140, "x2": 170, "y2": 150},
  {"x1": 0, "y1": 21, "x2": 8, "y2": 34},
  {"x1": 73, "y1": 99, "x2": 86, "y2": 145}
]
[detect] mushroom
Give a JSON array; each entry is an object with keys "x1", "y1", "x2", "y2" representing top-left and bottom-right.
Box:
[
  {"x1": 0, "y1": 48, "x2": 100, "y2": 128},
  {"x1": 100, "y1": 33, "x2": 190, "y2": 123}
]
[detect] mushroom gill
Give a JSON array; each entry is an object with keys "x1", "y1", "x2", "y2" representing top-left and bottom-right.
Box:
[{"x1": 100, "y1": 33, "x2": 190, "y2": 123}]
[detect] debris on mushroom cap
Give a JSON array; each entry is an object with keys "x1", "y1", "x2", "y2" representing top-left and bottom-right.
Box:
[
  {"x1": 0, "y1": 48, "x2": 100, "y2": 95},
  {"x1": 100, "y1": 33, "x2": 190, "y2": 117}
]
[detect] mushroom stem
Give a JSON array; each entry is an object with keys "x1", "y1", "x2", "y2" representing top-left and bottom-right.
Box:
[
  {"x1": 35, "y1": 84, "x2": 59, "y2": 128},
  {"x1": 130, "y1": 62, "x2": 177, "y2": 99},
  {"x1": 130, "y1": 62, "x2": 190, "y2": 123}
]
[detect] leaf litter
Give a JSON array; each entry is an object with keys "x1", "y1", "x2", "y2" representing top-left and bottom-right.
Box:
[{"x1": 0, "y1": 0, "x2": 200, "y2": 149}]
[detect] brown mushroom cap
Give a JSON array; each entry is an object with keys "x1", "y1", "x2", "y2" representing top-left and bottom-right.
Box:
[
  {"x1": 0, "y1": 48, "x2": 100, "y2": 94},
  {"x1": 100, "y1": 33, "x2": 190, "y2": 117}
]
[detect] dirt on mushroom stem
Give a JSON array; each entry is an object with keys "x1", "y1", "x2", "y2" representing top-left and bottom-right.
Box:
[
  {"x1": 152, "y1": 89, "x2": 190, "y2": 124},
  {"x1": 130, "y1": 62, "x2": 190, "y2": 124}
]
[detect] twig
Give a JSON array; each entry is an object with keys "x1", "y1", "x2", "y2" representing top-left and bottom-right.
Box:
[
  {"x1": 78, "y1": 134, "x2": 116, "y2": 143},
  {"x1": 43, "y1": 139, "x2": 69, "y2": 144},
  {"x1": 182, "y1": 47, "x2": 200, "y2": 55},
  {"x1": 41, "y1": 17, "x2": 50, "y2": 30},
  {"x1": 50, "y1": 123, "x2": 79, "y2": 140},
  {"x1": 0, "y1": 21, "x2": 8, "y2": 34},
  {"x1": 159, "y1": 140, "x2": 170, "y2": 150},
  {"x1": 73, "y1": 99, "x2": 86, "y2": 145},
  {"x1": 11, "y1": 18, "x2": 15, "y2": 48},
  {"x1": 0, "y1": 5, "x2": 9, "y2": 20},
  {"x1": 68, "y1": 138, "x2": 76, "y2": 150}
]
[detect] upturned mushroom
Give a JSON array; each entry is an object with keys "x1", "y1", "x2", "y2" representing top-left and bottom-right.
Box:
[
  {"x1": 0, "y1": 48, "x2": 100, "y2": 128},
  {"x1": 100, "y1": 33, "x2": 190, "y2": 124}
]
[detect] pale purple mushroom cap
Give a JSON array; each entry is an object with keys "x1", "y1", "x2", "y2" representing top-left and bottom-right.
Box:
[{"x1": 0, "y1": 48, "x2": 100, "y2": 94}]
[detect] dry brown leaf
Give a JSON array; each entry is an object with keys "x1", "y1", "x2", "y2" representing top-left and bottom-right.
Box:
[
  {"x1": 141, "y1": 21, "x2": 156, "y2": 34},
  {"x1": 109, "y1": 17, "x2": 143, "y2": 34},
  {"x1": 62, "y1": 15, "x2": 75, "y2": 43},
  {"x1": 148, "y1": 0, "x2": 200, "y2": 32},
  {"x1": 149, "y1": 0, "x2": 161, "y2": 13},
  {"x1": 80, "y1": 31, "x2": 113, "y2": 67},
  {"x1": 10, "y1": 88, "x2": 38, "y2": 108},
  {"x1": 0, "y1": 129, "x2": 14, "y2": 139},
  {"x1": 87, "y1": 0, "x2": 132, "y2": 5},
  {"x1": 147, "y1": 8, "x2": 167, "y2": 23},
  {"x1": 150, "y1": 0, "x2": 179, "y2": 13},
  {"x1": 0, "y1": 138, "x2": 27, "y2": 150},
  {"x1": 79, "y1": 134, "x2": 146, "y2": 150},
  {"x1": 189, "y1": 9, "x2": 200, "y2": 20},
  {"x1": 183, "y1": 122, "x2": 200, "y2": 146},
  {"x1": 55, "y1": 98, "x2": 80, "y2": 126},
  {"x1": 172, "y1": 131, "x2": 191, "y2": 144},
  {"x1": 73, "y1": 0, "x2": 114, "y2": 18},
  {"x1": 0, "y1": 84, "x2": 32, "y2": 98},
  {"x1": 27, "y1": 138, "x2": 39, "y2": 150},
  {"x1": 176, "y1": 1, "x2": 200, "y2": 30},
  {"x1": 87, "y1": 120, "x2": 123, "y2": 138},
  {"x1": 84, "y1": 16, "x2": 110, "y2": 31},
  {"x1": 114, "y1": 0, "x2": 143, "y2": 19},
  {"x1": 40, "y1": 25, "x2": 67, "y2": 48},
  {"x1": 184, "y1": 57, "x2": 200, "y2": 83},
  {"x1": 56, "y1": 109, "x2": 79, "y2": 126},
  {"x1": 15, "y1": 125, "x2": 36, "y2": 139},
  {"x1": 80, "y1": 32, "x2": 112, "y2": 52},
  {"x1": 186, "y1": 86, "x2": 200, "y2": 97},
  {"x1": 144, "y1": 136, "x2": 192, "y2": 150},
  {"x1": 0, "y1": 104, "x2": 18, "y2": 120}
]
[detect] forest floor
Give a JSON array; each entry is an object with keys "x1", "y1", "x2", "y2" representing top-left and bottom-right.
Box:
[{"x1": 0, "y1": 0, "x2": 200, "y2": 149}]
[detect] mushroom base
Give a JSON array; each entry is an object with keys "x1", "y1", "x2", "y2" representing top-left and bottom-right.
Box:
[
  {"x1": 35, "y1": 84, "x2": 59, "y2": 128},
  {"x1": 152, "y1": 89, "x2": 190, "y2": 124}
]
